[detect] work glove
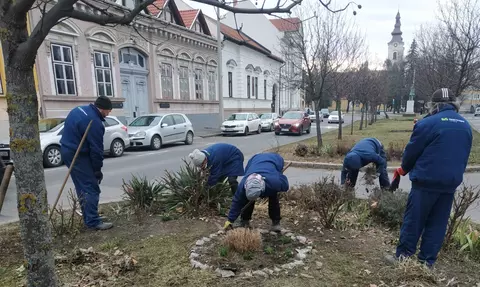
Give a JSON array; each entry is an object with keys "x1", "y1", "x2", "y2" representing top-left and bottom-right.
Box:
[
  {"x1": 94, "y1": 171, "x2": 103, "y2": 185},
  {"x1": 390, "y1": 167, "x2": 406, "y2": 191},
  {"x1": 223, "y1": 220, "x2": 233, "y2": 230}
]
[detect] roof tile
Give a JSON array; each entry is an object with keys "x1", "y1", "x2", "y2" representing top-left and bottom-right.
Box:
[
  {"x1": 147, "y1": 0, "x2": 167, "y2": 16},
  {"x1": 179, "y1": 9, "x2": 199, "y2": 29}
]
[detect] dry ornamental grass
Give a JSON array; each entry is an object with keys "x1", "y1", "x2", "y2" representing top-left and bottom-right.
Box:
[{"x1": 223, "y1": 228, "x2": 262, "y2": 254}]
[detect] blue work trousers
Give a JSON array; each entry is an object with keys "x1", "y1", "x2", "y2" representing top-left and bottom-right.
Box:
[
  {"x1": 396, "y1": 188, "x2": 454, "y2": 266},
  {"x1": 61, "y1": 147, "x2": 101, "y2": 228}
]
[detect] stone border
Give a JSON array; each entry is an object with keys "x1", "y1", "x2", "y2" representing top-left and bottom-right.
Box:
[
  {"x1": 286, "y1": 160, "x2": 480, "y2": 173},
  {"x1": 189, "y1": 228, "x2": 315, "y2": 278}
]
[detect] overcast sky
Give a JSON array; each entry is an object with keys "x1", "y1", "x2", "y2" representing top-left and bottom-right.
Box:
[{"x1": 184, "y1": 0, "x2": 443, "y2": 65}]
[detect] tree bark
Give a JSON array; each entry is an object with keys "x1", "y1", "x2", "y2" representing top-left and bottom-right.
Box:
[
  {"x1": 359, "y1": 103, "x2": 364, "y2": 130},
  {"x1": 2, "y1": 26, "x2": 58, "y2": 287},
  {"x1": 350, "y1": 101, "x2": 355, "y2": 135},
  {"x1": 337, "y1": 99, "x2": 342, "y2": 140},
  {"x1": 314, "y1": 101, "x2": 323, "y2": 152}
]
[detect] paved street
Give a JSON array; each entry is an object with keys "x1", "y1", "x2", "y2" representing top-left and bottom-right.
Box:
[{"x1": 0, "y1": 115, "x2": 361, "y2": 224}]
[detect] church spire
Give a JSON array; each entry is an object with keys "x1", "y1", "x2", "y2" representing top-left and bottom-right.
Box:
[{"x1": 388, "y1": 11, "x2": 403, "y2": 44}]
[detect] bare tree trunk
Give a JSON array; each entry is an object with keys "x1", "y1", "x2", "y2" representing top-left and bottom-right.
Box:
[
  {"x1": 314, "y1": 101, "x2": 323, "y2": 152},
  {"x1": 359, "y1": 103, "x2": 364, "y2": 130},
  {"x1": 3, "y1": 49, "x2": 58, "y2": 285},
  {"x1": 337, "y1": 99, "x2": 342, "y2": 140},
  {"x1": 346, "y1": 100, "x2": 350, "y2": 113},
  {"x1": 350, "y1": 101, "x2": 355, "y2": 135}
]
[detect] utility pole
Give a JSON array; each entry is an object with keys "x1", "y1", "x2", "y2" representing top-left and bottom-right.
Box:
[{"x1": 216, "y1": 6, "x2": 224, "y2": 122}]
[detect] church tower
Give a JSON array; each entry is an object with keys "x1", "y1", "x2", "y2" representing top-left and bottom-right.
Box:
[{"x1": 388, "y1": 11, "x2": 405, "y2": 64}]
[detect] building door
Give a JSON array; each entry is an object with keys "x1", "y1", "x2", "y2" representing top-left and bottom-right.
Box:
[{"x1": 119, "y1": 47, "x2": 149, "y2": 125}]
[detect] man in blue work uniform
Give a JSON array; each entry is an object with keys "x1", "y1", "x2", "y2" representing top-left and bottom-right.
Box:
[
  {"x1": 189, "y1": 143, "x2": 244, "y2": 195},
  {"x1": 341, "y1": 137, "x2": 390, "y2": 189},
  {"x1": 60, "y1": 96, "x2": 113, "y2": 230},
  {"x1": 386, "y1": 88, "x2": 472, "y2": 267},
  {"x1": 223, "y1": 153, "x2": 289, "y2": 232}
]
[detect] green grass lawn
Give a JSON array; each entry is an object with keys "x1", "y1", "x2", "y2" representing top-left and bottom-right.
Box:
[{"x1": 275, "y1": 117, "x2": 480, "y2": 165}]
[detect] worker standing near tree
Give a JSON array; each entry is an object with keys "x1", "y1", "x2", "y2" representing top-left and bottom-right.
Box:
[
  {"x1": 341, "y1": 137, "x2": 390, "y2": 189},
  {"x1": 60, "y1": 96, "x2": 113, "y2": 231},
  {"x1": 189, "y1": 143, "x2": 244, "y2": 195},
  {"x1": 223, "y1": 152, "x2": 289, "y2": 232},
  {"x1": 386, "y1": 88, "x2": 472, "y2": 268}
]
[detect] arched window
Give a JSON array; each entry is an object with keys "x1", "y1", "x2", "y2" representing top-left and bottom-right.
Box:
[
  {"x1": 119, "y1": 47, "x2": 146, "y2": 68},
  {"x1": 393, "y1": 51, "x2": 397, "y2": 61}
]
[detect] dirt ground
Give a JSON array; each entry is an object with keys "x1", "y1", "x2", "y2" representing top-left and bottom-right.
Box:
[{"x1": 1, "y1": 200, "x2": 480, "y2": 287}]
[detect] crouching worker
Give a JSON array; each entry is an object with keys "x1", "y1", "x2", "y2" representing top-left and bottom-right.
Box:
[
  {"x1": 189, "y1": 143, "x2": 244, "y2": 195},
  {"x1": 223, "y1": 153, "x2": 289, "y2": 232},
  {"x1": 341, "y1": 137, "x2": 390, "y2": 189},
  {"x1": 60, "y1": 96, "x2": 113, "y2": 230},
  {"x1": 386, "y1": 88, "x2": 472, "y2": 268}
]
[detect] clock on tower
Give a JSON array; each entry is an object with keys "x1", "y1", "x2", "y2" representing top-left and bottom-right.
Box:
[{"x1": 394, "y1": 43, "x2": 398, "y2": 47}]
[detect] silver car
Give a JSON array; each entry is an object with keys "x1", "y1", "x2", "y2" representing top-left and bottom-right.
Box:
[
  {"x1": 259, "y1": 112, "x2": 279, "y2": 131},
  {"x1": 127, "y1": 113, "x2": 195, "y2": 150}
]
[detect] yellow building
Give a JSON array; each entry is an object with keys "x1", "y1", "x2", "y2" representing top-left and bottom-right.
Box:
[
  {"x1": 0, "y1": 14, "x2": 40, "y2": 138},
  {"x1": 328, "y1": 99, "x2": 386, "y2": 113}
]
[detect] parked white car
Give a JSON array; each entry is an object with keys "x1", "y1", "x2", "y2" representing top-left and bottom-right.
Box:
[
  {"x1": 128, "y1": 113, "x2": 195, "y2": 150},
  {"x1": 328, "y1": 111, "x2": 344, "y2": 124},
  {"x1": 259, "y1": 112, "x2": 279, "y2": 131},
  {"x1": 221, "y1": 113, "x2": 262, "y2": 136},
  {"x1": 475, "y1": 107, "x2": 480, "y2": 116}
]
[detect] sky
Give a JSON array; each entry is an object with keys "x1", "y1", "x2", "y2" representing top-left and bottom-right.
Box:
[{"x1": 183, "y1": 0, "x2": 442, "y2": 66}]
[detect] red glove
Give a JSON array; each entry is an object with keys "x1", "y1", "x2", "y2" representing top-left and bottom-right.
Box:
[{"x1": 390, "y1": 167, "x2": 406, "y2": 191}]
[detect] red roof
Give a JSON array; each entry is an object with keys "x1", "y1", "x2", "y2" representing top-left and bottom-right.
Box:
[
  {"x1": 270, "y1": 18, "x2": 301, "y2": 32},
  {"x1": 220, "y1": 23, "x2": 283, "y2": 63},
  {"x1": 179, "y1": 9, "x2": 199, "y2": 29},
  {"x1": 147, "y1": 0, "x2": 166, "y2": 16}
]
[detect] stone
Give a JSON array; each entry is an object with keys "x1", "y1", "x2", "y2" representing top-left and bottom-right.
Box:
[
  {"x1": 215, "y1": 268, "x2": 235, "y2": 278},
  {"x1": 312, "y1": 249, "x2": 318, "y2": 254},
  {"x1": 300, "y1": 273, "x2": 314, "y2": 279},
  {"x1": 189, "y1": 252, "x2": 199, "y2": 259},
  {"x1": 263, "y1": 268, "x2": 274, "y2": 275},
  {"x1": 280, "y1": 229, "x2": 290, "y2": 235},
  {"x1": 294, "y1": 220, "x2": 299, "y2": 225},
  {"x1": 209, "y1": 233, "x2": 218, "y2": 239},
  {"x1": 325, "y1": 239, "x2": 331, "y2": 243},
  {"x1": 195, "y1": 239, "x2": 205, "y2": 246},
  {"x1": 114, "y1": 250, "x2": 123, "y2": 256},
  {"x1": 285, "y1": 232, "x2": 294, "y2": 237},
  {"x1": 274, "y1": 267, "x2": 282, "y2": 273},
  {"x1": 281, "y1": 260, "x2": 305, "y2": 270},
  {"x1": 190, "y1": 259, "x2": 209, "y2": 270},
  {"x1": 217, "y1": 230, "x2": 225, "y2": 235},
  {"x1": 296, "y1": 236, "x2": 307, "y2": 244},
  {"x1": 303, "y1": 266, "x2": 309, "y2": 271},
  {"x1": 295, "y1": 252, "x2": 307, "y2": 260},
  {"x1": 257, "y1": 229, "x2": 269, "y2": 234},
  {"x1": 308, "y1": 229, "x2": 313, "y2": 232},
  {"x1": 252, "y1": 270, "x2": 268, "y2": 277},
  {"x1": 296, "y1": 248, "x2": 311, "y2": 255},
  {"x1": 315, "y1": 261, "x2": 323, "y2": 269},
  {"x1": 241, "y1": 271, "x2": 253, "y2": 277},
  {"x1": 270, "y1": 231, "x2": 278, "y2": 236},
  {"x1": 202, "y1": 237, "x2": 211, "y2": 242}
]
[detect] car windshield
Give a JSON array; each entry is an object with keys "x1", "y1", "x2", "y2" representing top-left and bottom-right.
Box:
[
  {"x1": 321, "y1": 109, "x2": 329, "y2": 113},
  {"x1": 227, "y1": 114, "x2": 247, "y2": 121},
  {"x1": 129, "y1": 116, "x2": 162, "y2": 127},
  {"x1": 260, "y1": 113, "x2": 272, "y2": 119},
  {"x1": 331, "y1": 111, "x2": 339, "y2": 116},
  {"x1": 282, "y1": 112, "x2": 302, "y2": 119},
  {"x1": 39, "y1": 118, "x2": 65, "y2": 133}
]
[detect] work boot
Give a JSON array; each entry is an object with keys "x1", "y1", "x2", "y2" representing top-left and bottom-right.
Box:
[
  {"x1": 270, "y1": 220, "x2": 281, "y2": 233},
  {"x1": 91, "y1": 222, "x2": 114, "y2": 231}
]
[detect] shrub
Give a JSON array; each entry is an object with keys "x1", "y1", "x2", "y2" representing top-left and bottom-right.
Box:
[
  {"x1": 369, "y1": 187, "x2": 408, "y2": 228},
  {"x1": 49, "y1": 189, "x2": 83, "y2": 238},
  {"x1": 451, "y1": 218, "x2": 480, "y2": 259},
  {"x1": 159, "y1": 159, "x2": 231, "y2": 216},
  {"x1": 223, "y1": 228, "x2": 262, "y2": 254},
  {"x1": 294, "y1": 143, "x2": 309, "y2": 157},
  {"x1": 122, "y1": 175, "x2": 165, "y2": 211},
  {"x1": 386, "y1": 142, "x2": 405, "y2": 162},
  {"x1": 444, "y1": 184, "x2": 480, "y2": 247},
  {"x1": 362, "y1": 164, "x2": 378, "y2": 186},
  {"x1": 336, "y1": 141, "x2": 353, "y2": 156}
]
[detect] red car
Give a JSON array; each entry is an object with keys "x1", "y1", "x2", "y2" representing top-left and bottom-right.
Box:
[{"x1": 274, "y1": 111, "x2": 312, "y2": 136}]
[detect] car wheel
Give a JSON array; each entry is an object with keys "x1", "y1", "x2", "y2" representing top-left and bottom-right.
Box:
[
  {"x1": 43, "y1": 145, "x2": 63, "y2": 168},
  {"x1": 298, "y1": 126, "x2": 303, "y2": 136},
  {"x1": 110, "y1": 139, "x2": 125, "y2": 157},
  {"x1": 270, "y1": 124, "x2": 274, "y2": 132},
  {"x1": 150, "y1": 135, "x2": 162, "y2": 150},
  {"x1": 244, "y1": 127, "x2": 249, "y2": 136},
  {"x1": 306, "y1": 125, "x2": 311, "y2": 134},
  {"x1": 185, "y1": 131, "x2": 194, "y2": 145},
  {"x1": 257, "y1": 125, "x2": 261, "y2": 134}
]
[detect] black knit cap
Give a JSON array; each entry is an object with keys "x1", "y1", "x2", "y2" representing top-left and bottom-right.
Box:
[
  {"x1": 431, "y1": 88, "x2": 456, "y2": 103},
  {"x1": 95, "y1": 95, "x2": 112, "y2": 110}
]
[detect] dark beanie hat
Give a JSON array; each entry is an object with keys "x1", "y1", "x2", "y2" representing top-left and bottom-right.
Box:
[{"x1": 95, "y1": 96, "x2": 112, "y2": 110}]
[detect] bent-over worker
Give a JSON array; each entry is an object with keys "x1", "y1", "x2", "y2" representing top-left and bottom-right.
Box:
[
  {"x1": 223, "y1": 153, "x2": 289, "y2": 232},
  {"x1": 60, "y1": 96, "x2": 113, "y2": 230},
  {"x1": 189, "y1": 143, "x2": 244, "y2": 195},
  {"x1": 387, "y1": 88, "x2": 472, "y2": 268},
  {"x1": 341, "y1": 137, "x2": 390, "y2": 189}
]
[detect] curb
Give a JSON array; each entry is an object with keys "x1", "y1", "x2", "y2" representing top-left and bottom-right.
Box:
[
  {"x1": 197, "y1": 133, "x2": 222, "y2": 138},
  {"x1": 285, "y1": 160, "x2": 480, "y2": 173}
]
